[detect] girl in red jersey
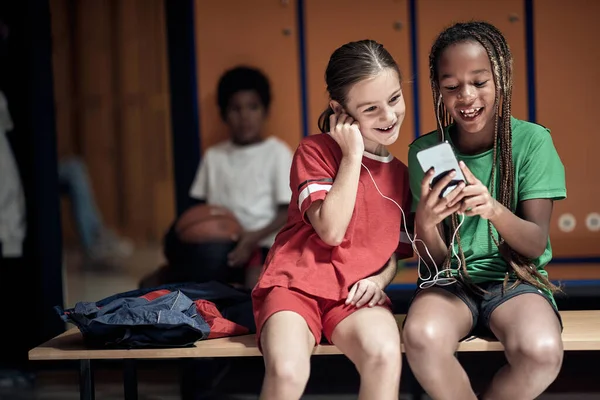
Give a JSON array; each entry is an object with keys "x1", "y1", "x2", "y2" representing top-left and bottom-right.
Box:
[{"x1": 252, "y1": 39, "x2": 413, "y2": 400}]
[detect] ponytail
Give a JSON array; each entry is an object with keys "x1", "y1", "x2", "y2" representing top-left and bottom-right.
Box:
[{"x1": 318, "y1": 107, "x2": 335, "y2": 133}]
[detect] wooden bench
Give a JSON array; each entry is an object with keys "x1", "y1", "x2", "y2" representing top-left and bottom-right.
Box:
[{"x1": 29, "y1": 310, "x2": 600, "y2": 400}]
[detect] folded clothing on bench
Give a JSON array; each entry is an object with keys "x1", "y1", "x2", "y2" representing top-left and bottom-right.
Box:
[{"x1": 55, "y1": 281, "x2": 256, "y2": 349}]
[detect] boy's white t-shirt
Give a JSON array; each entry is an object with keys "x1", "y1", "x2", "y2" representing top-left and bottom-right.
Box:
[{"x1": 189, "y1": 136, "x2": 293, "y2": 248}]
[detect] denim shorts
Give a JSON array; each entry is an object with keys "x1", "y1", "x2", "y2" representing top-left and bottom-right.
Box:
[{"x1": 406, "y1": 279, "x2": 563, "y2": 341}]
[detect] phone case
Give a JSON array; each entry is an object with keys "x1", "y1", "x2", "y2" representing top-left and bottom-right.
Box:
[{"x1": 416, "y1": 141, "x2": 466, "y2": 198}]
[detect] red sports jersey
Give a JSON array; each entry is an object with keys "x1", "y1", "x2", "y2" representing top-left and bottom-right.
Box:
[{"x1": 253, "y1": 133, "x2": 412, "y2": 301}]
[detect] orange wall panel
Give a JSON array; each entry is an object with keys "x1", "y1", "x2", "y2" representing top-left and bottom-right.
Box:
[
  {"x1": 195, "y1": 0, "x2": 302, "y2": 153},
  {"x1": 50, "y1": 0, "x2": 174, "y2": 245},
  {"x1": 534, "y1": 0, "x2": 600, "y2": 257}
]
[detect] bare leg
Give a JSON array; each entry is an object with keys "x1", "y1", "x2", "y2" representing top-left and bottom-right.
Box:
[
  {"x1": 331, "y1": 306, "x2": 401, "y2": 400},
  {"x1": 259, "y1": 311, "x2": 315, "y2": 400},
  {"x1": 402, "y1": 288, "x2": 477, "y2": 400},
  {"x1": 482, "y1": 294, "x2": 563, "y2": 400}
]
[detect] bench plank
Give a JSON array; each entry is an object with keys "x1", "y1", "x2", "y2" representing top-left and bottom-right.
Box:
[{"x1": 29, "y1": 310, "x2": 600, "y2": 361}]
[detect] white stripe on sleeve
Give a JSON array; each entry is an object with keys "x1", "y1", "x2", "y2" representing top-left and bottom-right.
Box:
[{"x1": 298, "y1": 184, "x2": 332, "y2": 210}]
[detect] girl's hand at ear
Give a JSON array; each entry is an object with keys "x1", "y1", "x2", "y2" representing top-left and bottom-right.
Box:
[
  {"x1": 448, "y1": 161, "x2": 500, "y2": 220},
  {"x1": 416, "y1": 168, "x2": 466, "y2": 231},
  {"x1": 329, "y1": 113, "x2": 364, "y2": 159}
]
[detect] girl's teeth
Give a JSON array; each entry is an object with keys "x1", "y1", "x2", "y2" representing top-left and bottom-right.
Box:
[
  {"x1": 459, "y1": 107, "x2": 482, "y2": 118},
  {"x1": 460, "y1": 107, "x2": 481, "y2": 115}
]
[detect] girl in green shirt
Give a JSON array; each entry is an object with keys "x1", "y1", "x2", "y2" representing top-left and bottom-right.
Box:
[{"x1": 403, "y1": 21, "x2": 566, "y2": 400}]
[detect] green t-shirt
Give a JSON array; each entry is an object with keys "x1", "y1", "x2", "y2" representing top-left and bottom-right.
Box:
[{"x1": 408, "y1": 117, "x2": 566, "y2": 288}]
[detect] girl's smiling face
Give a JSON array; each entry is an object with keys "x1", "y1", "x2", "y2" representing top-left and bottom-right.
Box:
[{"x1": 437, "y1": 40, "x2": 496, "y2": 139}]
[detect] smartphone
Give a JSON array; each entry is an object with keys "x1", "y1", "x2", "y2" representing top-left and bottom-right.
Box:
[{"x1": 416, "y1": 141, "x2": 466, "y2": 198}]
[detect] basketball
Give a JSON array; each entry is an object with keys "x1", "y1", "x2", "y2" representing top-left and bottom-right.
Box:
[{"x1": 175, "y1": 204, "x2": 242, "y2": 243}]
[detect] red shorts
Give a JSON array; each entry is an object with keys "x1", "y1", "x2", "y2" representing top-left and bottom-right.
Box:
[{"x1": 252, "y1": 286, "x2": 393, "y2": 347}]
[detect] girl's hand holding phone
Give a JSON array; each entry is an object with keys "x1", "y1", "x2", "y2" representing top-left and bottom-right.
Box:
[
  {"x1": 416, "y1": 168, "x2": 466, "y2": 231},
  {"x1": 448, "y1": 161, "x2": 500, "y2": 220}
]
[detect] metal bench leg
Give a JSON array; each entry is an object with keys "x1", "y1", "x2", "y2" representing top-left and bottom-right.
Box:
[
  {"x1": 123, "y1": 359, "x2": 138, "y2": 400},
  {"x1": 79, "y1": 359, "x2": 95, "y2": 400}
]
